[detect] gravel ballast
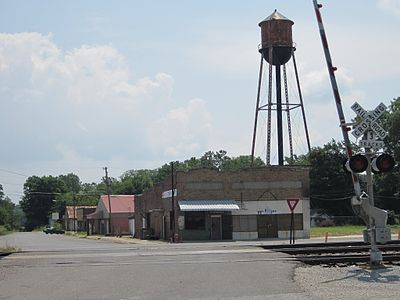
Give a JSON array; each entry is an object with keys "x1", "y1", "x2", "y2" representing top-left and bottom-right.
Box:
[{"x1": 295, "y1": 264, "x2": 400, "y2": 300}]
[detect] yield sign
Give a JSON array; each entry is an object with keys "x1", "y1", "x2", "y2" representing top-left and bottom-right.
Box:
[{"x1": 287, "y1": 198, "x2": 300, "y2": 212}]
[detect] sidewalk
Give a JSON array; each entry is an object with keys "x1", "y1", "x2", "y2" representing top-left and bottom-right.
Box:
[
  {"x1": 85, "y1": 235, "x2": 167, "y2": 245},
  {"x1": 83, "y1": 233, "x2": 400, "y2": 247}
]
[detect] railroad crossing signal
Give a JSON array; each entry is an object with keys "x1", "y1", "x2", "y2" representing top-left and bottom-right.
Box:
[
  {"x1": 345, "y1": 101, "x2": 396, "y2": 174},
  {"x1": 345, "y1": 153, "x2": 395, "y2": 174},
  {"x1": 344, "y1": 154, "x2": 368, "y2": 173},
  {"x1": 351, "y1": 102, "x2": 387, "y2": 140},
  {"x1": 371, "y1": 153, "x2": 396, "y2": 173}
]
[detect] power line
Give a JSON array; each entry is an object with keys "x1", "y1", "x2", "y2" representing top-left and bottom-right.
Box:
[
  {"x1": 0, "y1": 168, "x2": 28, "y2": 177},
  {"x1": 0, "y1": 181, "x2": 24, "y2": 186},
  {"x1": 23, "y1": 191, "x2": 102, "y2": 196}
]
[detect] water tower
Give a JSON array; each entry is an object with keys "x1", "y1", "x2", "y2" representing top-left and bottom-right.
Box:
[{"x1": 251, "y1": 10, "x2": 311, "y2": 165}]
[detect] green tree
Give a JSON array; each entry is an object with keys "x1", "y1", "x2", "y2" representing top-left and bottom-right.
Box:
[
  {"x1": 0, "y1": 184, "x2": 4, "y2": 200},
  {"x1": 0, "y1": 191, "x2": 13, "y2": 228},
  {"x1": 113, "y1": 169, "x2": 156, "y2": 194},
  {"x1": 152, "y1": 151, "x2": 265, "y2": 184},
  {"x1": 286, "y1": 98, "x2": 400, "y2": 215},
  {"x1": 288, "y1": 140, "x2": 355, "y2": 215},
  {"x1": 52, "y1": 175, "x2": 99, "y2": 218},
  {"x1": 20, "y1": 176, "x2": 67, "y2": 231},
  {"x1": 0, "y1": 184, "x2": 24, "y2": 231},
  {"x1": 374, "y1": 97, "x2": 400, "y2": 212},
  {"x1": 76, "y1": 151, "x2": 268, "y2": 201},
  {"x1": 221, "y1": 155, "x2": 265, "y2": 171},
  {"x1": 153, "y1": 158, "x2": 189, "y2": 183},
  {"x1": 58, "y1": 173, "x2": 81, "y2": 193},
  {"x1": 199, "y1": 150, "x2": 230, "y2": 170},
  {"x1": 79, "y1": 182, "x2": 103, "y2": 204}
]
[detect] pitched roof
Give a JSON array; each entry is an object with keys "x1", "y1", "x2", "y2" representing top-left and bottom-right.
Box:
[
  {"x1": 65, "y1": 206, "x2": 97, "y2": 219},
  {"x1": 100, "y1": 195, "x2": 135, "y2": 213},
  {"x1": 259, "y1": 9, "x2": 294, "y2": 25}
]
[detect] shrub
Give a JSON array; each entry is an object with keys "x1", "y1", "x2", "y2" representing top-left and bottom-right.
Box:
[{"x1": 387, "y1": 210, "x2": 400, "y2": 225}]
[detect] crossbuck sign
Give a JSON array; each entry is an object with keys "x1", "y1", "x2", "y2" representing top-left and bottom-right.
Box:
[{"x1": 351, "y1": 102, "x2": 387, "y2": 140}]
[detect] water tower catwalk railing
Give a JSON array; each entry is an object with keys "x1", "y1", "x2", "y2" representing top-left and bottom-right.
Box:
[{"x1": 251, "y1": 10, "x2": 311, "y2": 166}]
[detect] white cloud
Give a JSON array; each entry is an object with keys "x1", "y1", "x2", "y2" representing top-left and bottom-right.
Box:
[
  {"x1": 0, "y1": 32, "x2": 211, "y2": 168},
  {"x1": 377, "y1": 0, "x2": 400, "y2": 16},
  {"x1": 147, "y1": 98, "x2": 212, "y2": 157},
  {"x1": 187, "y1": 29, "x2": 259, "y2": 76}
]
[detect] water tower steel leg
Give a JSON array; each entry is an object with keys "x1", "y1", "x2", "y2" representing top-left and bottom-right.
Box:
[
  {"x1": 251, "y1": 55, "x2": 264, "y2": 164},
  {"x1": 276, "y1": 64, "x2": 284, "y2": 166},
  {"x1": 292, "y1": 51, "x2": 311, "y2": 152},
  {"x1": 266, "y1": 49, "x2": 274, "y2": 165},
  {"x1": 283, "y1": 64, "x2": 294, "y2": 160}
]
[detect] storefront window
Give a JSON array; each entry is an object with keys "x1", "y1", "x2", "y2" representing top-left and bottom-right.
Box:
[{"x1": 185, "y1": 212, "x2": 206, "y2": 230}]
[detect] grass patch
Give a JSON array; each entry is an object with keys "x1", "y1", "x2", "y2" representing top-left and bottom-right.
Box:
[
  {"x1": 311, "y1": 225, "x2": 400, "y2": 238},
  {"x1": 0, "y1": 243, "x2": 20, "y2": 253},
  {"x1": 0, "y1": 225, "x2": 11, "y2": 236},
  {"x1": 64, "y1": 231, "x2": 88, "y2": 238},
  {"x1": 390, "y1": 225, "x2": 400, "y2": 234},
  {"x1": 310, "y1": 225, "x2": 365, "y2": 238}
]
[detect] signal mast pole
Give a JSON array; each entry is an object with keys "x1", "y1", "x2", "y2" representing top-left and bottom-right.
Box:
[
  {"x1": 104, "y1": 167, "x2": 112, "y2": 235},
  {"x1": 313, "y1": 1, "x2": 386, "y2": 267},
  {"x1": 312, "y1": 1, "x2": 361, "y2": 198}
]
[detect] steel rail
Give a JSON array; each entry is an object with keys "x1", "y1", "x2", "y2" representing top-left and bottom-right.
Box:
[
  {"x1": 273, "y1": 244, "x2": 400, "y2": 255},
  {"x1": 298, "y1": 253, "x2": 400, "y2": 265}
]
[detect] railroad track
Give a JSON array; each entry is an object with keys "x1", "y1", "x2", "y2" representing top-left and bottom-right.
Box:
[{"x1": 261, "y1": 240, "x2": 400, "y2": 265}]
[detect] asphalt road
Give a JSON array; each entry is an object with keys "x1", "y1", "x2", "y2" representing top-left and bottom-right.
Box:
[{"x1": 0, "y1": 232, "x2": 311, "y2": 300}]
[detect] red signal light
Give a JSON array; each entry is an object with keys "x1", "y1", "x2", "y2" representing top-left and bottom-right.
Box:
[
  {"x1": 346, "y1": 154, "x2": 368, "y2": 173},
  {"x1": 372, "y1": 154, "x2": 395, "y2": 173}
]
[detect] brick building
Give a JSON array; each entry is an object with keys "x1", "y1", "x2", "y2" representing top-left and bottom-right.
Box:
[
  {"x1": 135, "y1": 166, "x2": 310, "y2": 241},
  {"x1": 87, "y1": 195, "x2": 135, "y2": 236},
  {"x1": 64, "y1": 206, "x2": 96, "y2": 231}
]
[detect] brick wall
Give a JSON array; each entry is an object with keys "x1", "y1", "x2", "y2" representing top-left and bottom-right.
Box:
[
  {"x1": 135, "y1": 166, "x2": 310, "y2": 240},
  {"x1": 176, "y1": 166, "x2": 309, "y2": 202}
]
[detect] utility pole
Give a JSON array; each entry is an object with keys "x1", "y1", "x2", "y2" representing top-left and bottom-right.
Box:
[
  {"x1": 104, "y1": 167, "x2": 113, "y2": 235},
  {"x1": 73, "y1": 193, "x2": 76, "y2": 232},
  {"x1": 171, "y1": 162, "x2": 175, "y2": 242}
]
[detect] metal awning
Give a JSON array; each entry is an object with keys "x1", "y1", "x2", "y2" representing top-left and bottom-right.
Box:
[{"x1": 178, "y1": 200, "x2": 240, "y2": 212}]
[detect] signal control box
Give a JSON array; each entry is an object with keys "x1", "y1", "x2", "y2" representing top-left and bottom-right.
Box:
[{"x1": 363, "y1": 227, "x2": 391, "y2": 244}]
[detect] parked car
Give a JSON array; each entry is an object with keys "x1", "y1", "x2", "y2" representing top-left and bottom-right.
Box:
[{"x1": 43, "y1": 226, "x2": 65, "y2": 234}]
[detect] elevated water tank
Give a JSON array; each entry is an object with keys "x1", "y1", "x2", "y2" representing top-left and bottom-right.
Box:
[{"x1": 259, "y1": 10, "x2": 294, "y2": 65}]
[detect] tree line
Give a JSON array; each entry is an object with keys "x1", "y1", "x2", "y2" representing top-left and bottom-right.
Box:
[
  {"x1": 19, "y1": 151, "x2": 265, "y2": 231},
  {"x1": 0, "y1": 184, "x2": 24, "y2": 233},
  {"x1": 4, "y1": 97, "x2": 399, "y2": 231}
]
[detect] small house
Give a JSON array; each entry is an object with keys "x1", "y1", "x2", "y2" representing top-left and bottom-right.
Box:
[{"x1": 87, "y1": 195, "x2": 135, "y2": 236}]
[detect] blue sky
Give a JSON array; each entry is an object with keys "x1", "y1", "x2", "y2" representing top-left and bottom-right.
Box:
[{"x1": 1, "y1": 0, "x2": 400, "y2": 203}]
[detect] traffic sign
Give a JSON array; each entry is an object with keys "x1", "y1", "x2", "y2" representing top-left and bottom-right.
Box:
[
  {"x1": 359, "y1": 139, "x2": 384, "y2": 150},
  {"x1": 287, "y1": 198, "x2": 299, "y2": 212},
  {"x1": 162, "y1": 189, "x2": 177, "y2": 199},
  {"x1": 370, "y1": 122, "x2": 387, "y2": 139},
  {"x1": 350, "y1": 102, "x2": 387, "y2": 139}
]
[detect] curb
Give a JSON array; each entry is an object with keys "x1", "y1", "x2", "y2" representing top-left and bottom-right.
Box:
[
  {"x1": 0, "y1": 252, "x2": 12, "y2": 258},
  {"x1": 85, "y1": 235, "x2": 166, "y2": 245}
]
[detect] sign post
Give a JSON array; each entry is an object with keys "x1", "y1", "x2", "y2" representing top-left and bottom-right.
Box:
[
  {"x1": 350, "y1": 101, "x2": 389, "y2": 267},
  {"x1": 287, "y1": 199, "x2": 299, "y2": 244}
]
